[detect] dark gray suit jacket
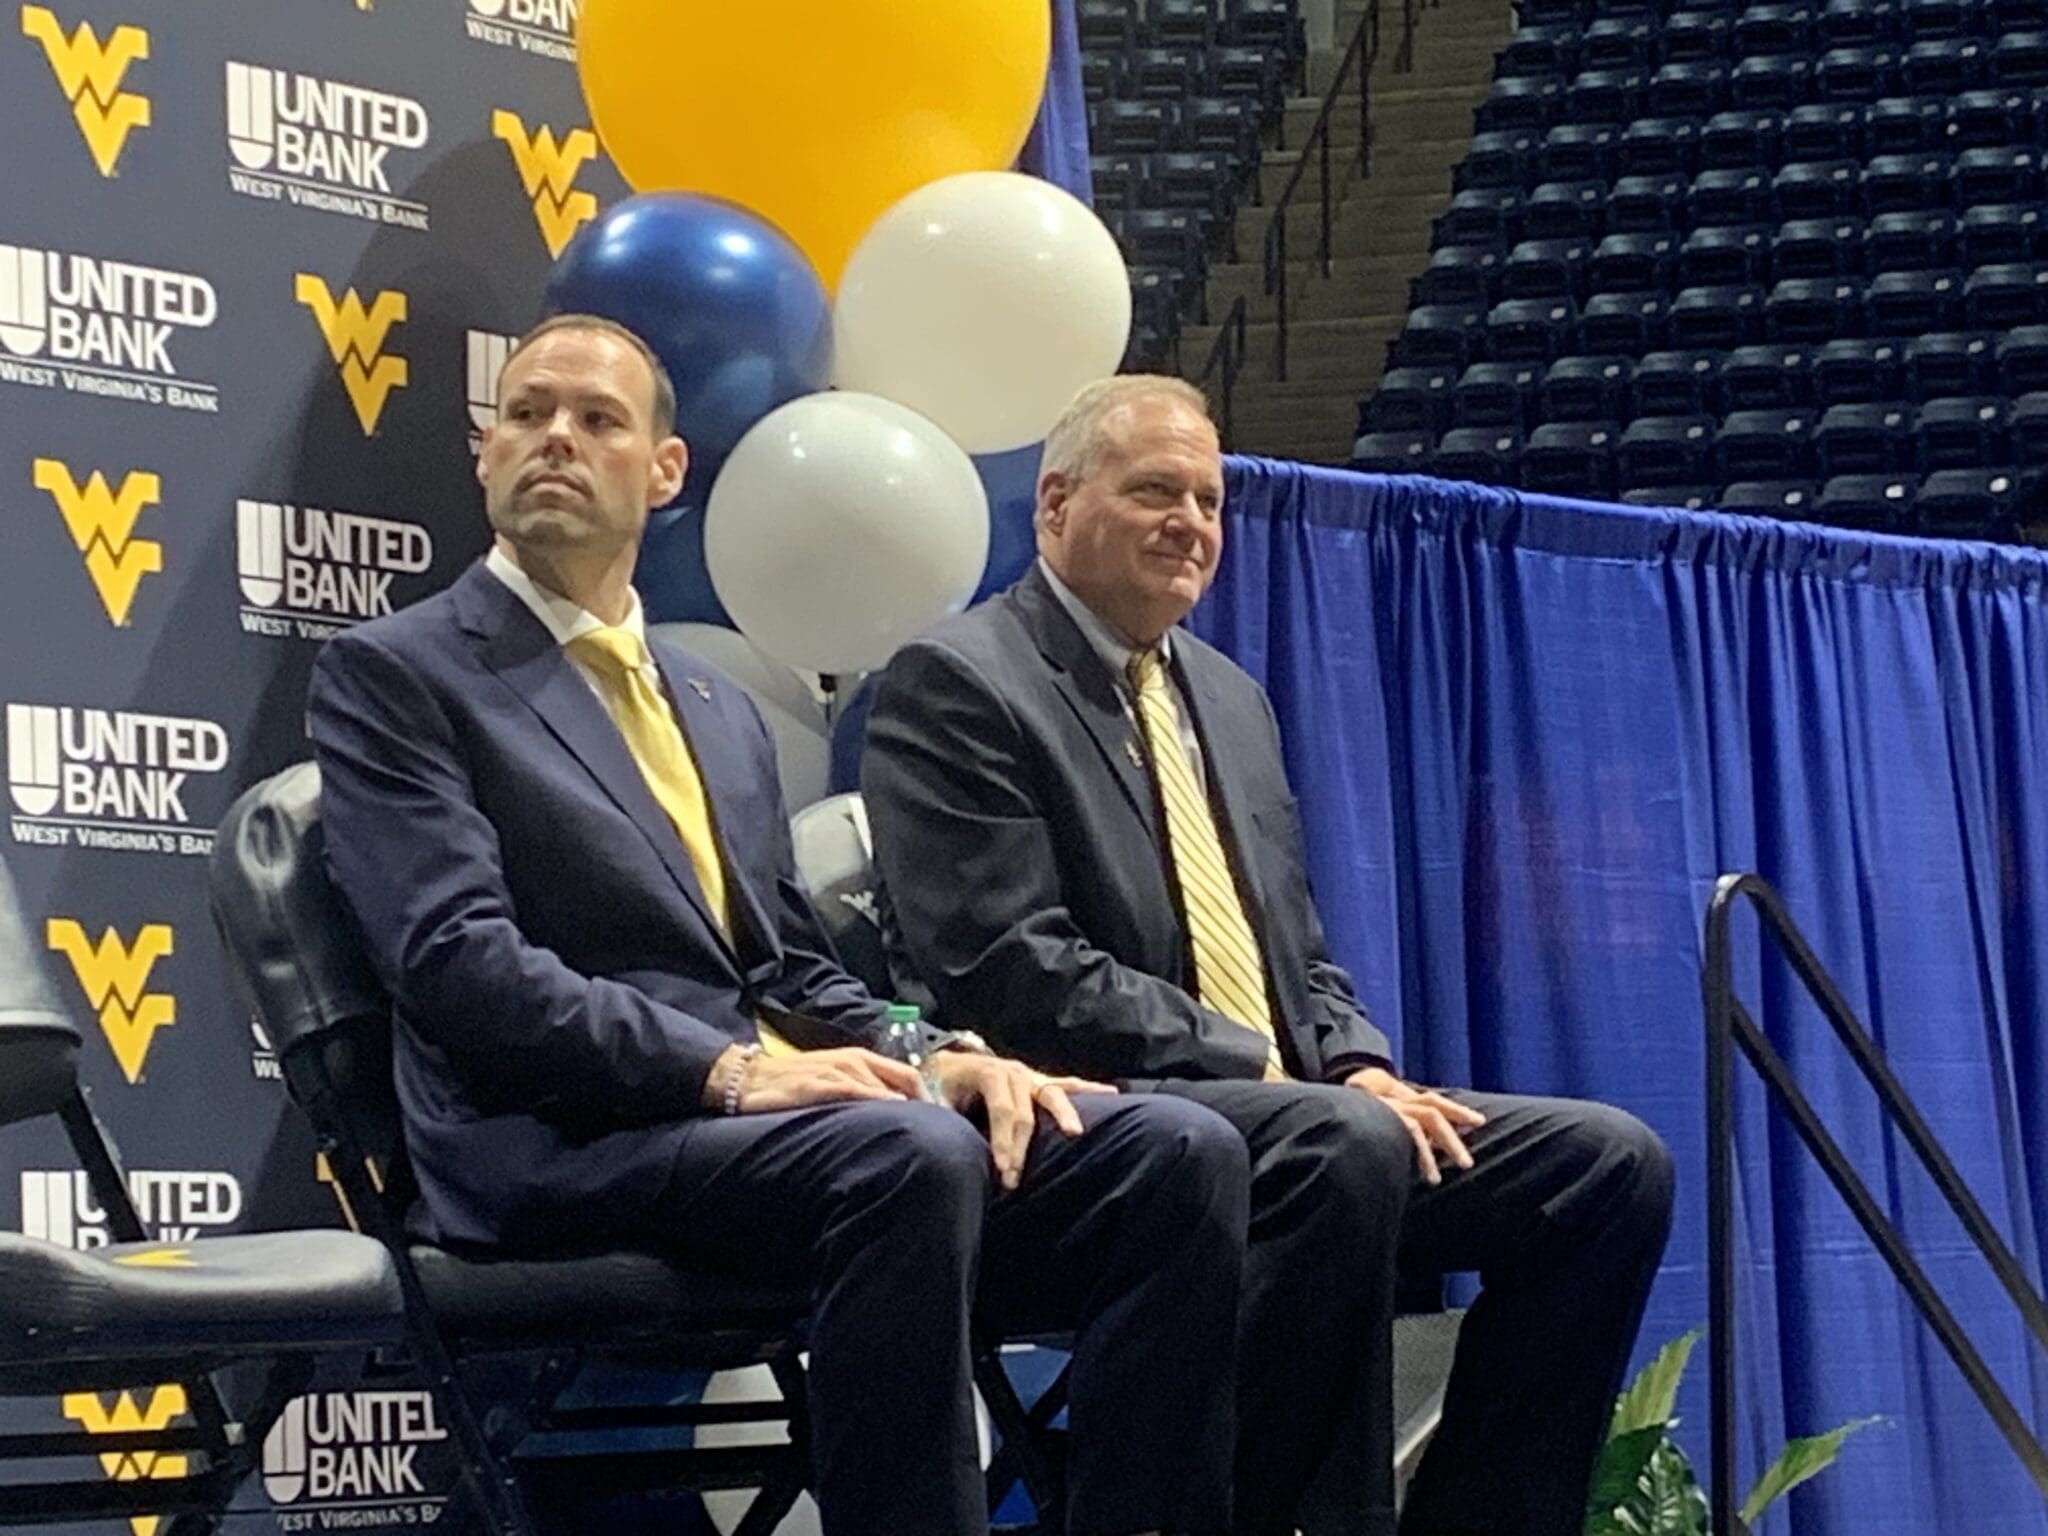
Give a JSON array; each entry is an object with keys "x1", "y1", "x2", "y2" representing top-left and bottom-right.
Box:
[{"x1": 863, "y1": 563, "x2": 1392, "y2": 1085}]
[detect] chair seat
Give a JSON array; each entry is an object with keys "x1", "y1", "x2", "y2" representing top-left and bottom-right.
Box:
[
  {"x1": 411, "y1": 1246, "x2": 806, "y2": 1340},
  {"x1": 0, "y1": 1230, "x2": 400, "y2": 1337}
]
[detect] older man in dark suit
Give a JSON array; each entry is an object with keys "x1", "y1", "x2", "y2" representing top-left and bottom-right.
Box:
[
  {"x1": 862, "y1": 376, "x2": 1675, "y2": 1536},
  {"x1": 306, "y1": 321, "x2": 1251, "y2": 1536}
]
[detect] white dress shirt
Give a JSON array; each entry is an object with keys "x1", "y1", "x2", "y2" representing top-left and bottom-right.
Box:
[{"x1": 485, "y1": 545, "x2": 668, "y2": 737}]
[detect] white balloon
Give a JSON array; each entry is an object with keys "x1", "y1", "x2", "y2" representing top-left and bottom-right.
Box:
[
  {"x1": 646, "y1": 621, "x2": 831, "y2": 810},
  {"x1": 647, "y1": 621, "x2": 825, "y2": 724},
  {"x1": 706, "y1": 391, "x2": 990, "y2": 675},
  {"x1": 833, "y1": 171, "x2": 1133, "y2": 455}
]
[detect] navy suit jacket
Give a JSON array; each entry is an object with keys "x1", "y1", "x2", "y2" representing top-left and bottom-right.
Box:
[
  {"x1": 307, "y1": 561, "x2": 890, "y2": 1253},
  {"x1": 862, "y1": 564, "x2": 1392, "y2": 1086}
]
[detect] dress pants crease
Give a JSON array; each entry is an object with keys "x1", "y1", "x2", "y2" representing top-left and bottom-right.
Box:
[
  {"x1": 1140, "y1": 1081, "x2": 1674, "y2": 1536},
  {"x1": 647, "y1": 1094, "x2": 1248, "y2": 1536}
]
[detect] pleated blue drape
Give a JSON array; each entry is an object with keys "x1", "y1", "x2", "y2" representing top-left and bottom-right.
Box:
[
  {"x1": 1192, "y1": 458, "x2": 2048, "y2": 1534},
  {"x1": 1018, "y1": 0, "x2": 1091, "y2": 204}
]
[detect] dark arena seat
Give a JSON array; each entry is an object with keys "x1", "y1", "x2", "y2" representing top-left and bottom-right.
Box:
[{"x1": 1350, "y1": 0, "x2": 2048, "y2": 535}]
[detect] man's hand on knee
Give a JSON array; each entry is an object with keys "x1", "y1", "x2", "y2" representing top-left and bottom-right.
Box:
[
  {"x1": 1342, "y1": 1067, "x2": 1487, "y2": 1185},
  {"x1": 705, "y1": 1045, "x2": 924, "y2": 1113},
  {"x1": 929, "y1": 1053, "x2": 1115, "y2": 1190}
]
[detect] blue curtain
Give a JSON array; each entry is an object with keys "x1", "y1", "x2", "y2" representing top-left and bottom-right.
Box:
[
  {"x1": 1191, "y1": 459, "x2": 2048, "y2": 1535},
  {"x1": 1018, "y1": 0, "x2": 1091, "y2": 204}
]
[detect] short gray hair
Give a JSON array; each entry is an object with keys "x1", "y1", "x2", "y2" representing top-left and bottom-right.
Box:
[{"x1": 1037, "y1": 375, "x2": 1214, "y2": 489}]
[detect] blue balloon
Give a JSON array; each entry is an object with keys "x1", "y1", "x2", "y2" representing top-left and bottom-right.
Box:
[
  {"x1": 971, "y1": 441, "x2": 1044, "y2": 604},
  {"x1": 546, "y1": 193, "x2": 832, "y2": 510},
  {"x1": 636, "y1": 503, "x2": 733, "y2": 627}
]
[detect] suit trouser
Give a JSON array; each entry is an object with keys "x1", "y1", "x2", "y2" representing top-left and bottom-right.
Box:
[
  {"x1": 1143, "y1": 1080, "x2": 1674, "y2": 1536},
  {"x1": 646, "y1": 1093, "x2": 1248, "y2": 1536}
]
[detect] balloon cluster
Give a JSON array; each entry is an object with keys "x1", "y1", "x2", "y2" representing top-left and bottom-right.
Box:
[{"x1": 552, "y1": 0, "x2": 1134, "y2": 746}]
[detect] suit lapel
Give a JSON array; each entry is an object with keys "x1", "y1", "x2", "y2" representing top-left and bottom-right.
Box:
[
  {"x1": 649, "y1": 649, "x2": 780, "y2": 968},
  {"x1": 454, "y1": 566, "x2": 737, "y2": 961},
  {"x1": 1012, "y1": 567, "x2": 1160, "y2": 845}
]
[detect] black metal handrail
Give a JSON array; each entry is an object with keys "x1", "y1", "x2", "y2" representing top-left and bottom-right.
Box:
[
  {"x1": 1259, "y1": 0, "x2": 1407, "y2": 381},
  {"x1": 1702, "y1": 873, "x2": 2048, "y2": 1535},
  {"x1": 1194, "y1": 293, "x2": 1250, "y2": 447}
]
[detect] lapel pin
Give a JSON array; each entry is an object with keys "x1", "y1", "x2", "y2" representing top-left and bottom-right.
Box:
[
  {"x1": 1124, "y1": 738, "x2": 1145, "y2": 771},
  {"x1": 687, "y1": 677, "x2": 712, "y2": 700}
]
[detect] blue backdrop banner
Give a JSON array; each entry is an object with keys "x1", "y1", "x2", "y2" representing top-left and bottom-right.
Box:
[
  {"x1": 1019, "y1": 0, "x2": 1091, "y2": 204},
  {"x1": 1192, "y1": 459, "x2": 2048, "y2": 1536}
]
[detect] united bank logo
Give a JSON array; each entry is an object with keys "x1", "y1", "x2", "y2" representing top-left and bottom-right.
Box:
[
  {"x1": 21, "y1": 1168, "x2": 243, "y2": 1247},
  {"x1": 263, "y1": 1392, "x2": 450, "y2": 1513},
  {"x1": 45, "y1": 917, "x2": 175, "y2": 1084},
  {"x1": 466, "y1": 327, "x2": 515, "y2": 450},
  {"x1": 33, "y1": 458, "x2": 163, "y2": 626},
  {"x1": 237, "y1": 497, "x2": 434, "y2": 640},
  {"x1": 20, "y1": 5, "x2": 149, "y2": 176},
  {"x1": 60, "y1": 1386, "x2": 190, "y2": 1536},
  {"x1": 464, "y1": 0, "x2": 575, "y2": 62},
  {"x1": 225, "y1": 61, "x2": 431, "y2": 230},
  {"x1": 0, "y1": 241, "x2": 221, "y2": 412},
  {"x1": 7, "y1": 703, "x2": 229, "y2": 856},
  {"x1": 492, "y1": 110, "x2": 598, "y2": 258},
  {"x1": 296, "y1": 274, "x2": 406, "y2": 434}
]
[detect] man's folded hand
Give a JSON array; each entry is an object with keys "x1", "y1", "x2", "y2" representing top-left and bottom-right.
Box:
[
  {"x1": 709, "y1": 1045, "x2": 925, "y2": 1113},
  {"x1": 929, "y1": 1053, "x2": 1116, "y2": 1190},
  {"x1": 1342, "y1": 1066, "x2": 1487, "y2": 1185}
]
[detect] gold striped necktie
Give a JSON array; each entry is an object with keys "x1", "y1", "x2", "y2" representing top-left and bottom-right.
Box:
[{"x1": 1126, "y1": 648, "x2": 1288, "y2": 1081}]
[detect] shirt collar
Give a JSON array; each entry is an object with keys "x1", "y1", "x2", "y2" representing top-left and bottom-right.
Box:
[
  {"x1": 486, "y1": 544, "x2": 647, "y2": 653},
  {"x1": 1036, "y1": 557, "x2": 1173, "y2": 684}
]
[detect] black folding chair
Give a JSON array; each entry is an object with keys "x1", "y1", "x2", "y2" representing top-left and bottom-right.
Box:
[
  {"x1": 0, "y1": 852, "x2": 408, "y2": 1533},
  {"x1": 209, "y1": 764, "x2": 813, "y2": 1536}
]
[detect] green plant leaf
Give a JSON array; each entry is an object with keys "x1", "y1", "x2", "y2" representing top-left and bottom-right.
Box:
[
  {"x1": 1641, "y1": 1439, "x2": 1711, "y2": 1536},
  {"x1": 1609, "y1": 1328, "x2": 1704, "y2": 1437},
  {"x1": 1737, "y1": 1417, "x2": 1884, "y2": 1524},
  {"x1": 1587, "y1": 1424, "x2": 1669, "y2": 1516}
]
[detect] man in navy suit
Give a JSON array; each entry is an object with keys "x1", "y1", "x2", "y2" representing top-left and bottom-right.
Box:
[
  {"x1": 861, "y1": 377, "x2": 1675, "y2": 1536},
  {"x1": 306, "y1": 320, "x2": 1250, "y2": 1536}
]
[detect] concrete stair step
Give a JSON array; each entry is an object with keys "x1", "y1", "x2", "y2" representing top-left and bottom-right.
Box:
[
  {"x1": 1184, "y1": 314, "x2": 1405, "y2": 386},
  {"x1": 1208, "y1": 254, "x2": 1426, "y2": 321}
]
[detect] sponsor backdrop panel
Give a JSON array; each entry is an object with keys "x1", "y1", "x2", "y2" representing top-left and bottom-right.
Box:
[{"x1": 1, "y1": 3, "x2": 622, "y2": 1530}]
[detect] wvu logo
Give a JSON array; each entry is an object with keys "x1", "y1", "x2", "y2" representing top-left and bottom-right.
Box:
[
  {"x1": 492, "y1": 110, "x2": 597, "y2": 258},
  {"x1": 20, "y1": 5, "x2": 149, "y2": 177},
  {"x1": 45, "y1": 918, "x2": 173, "y2": 1084},
  {"x1": 60, "y1": 1384, "x2": 188, "y2": 1536},
  {"x1": 32, "y1": 458, "x2": 161, "y2": 626},
  {"x1": 295, "y1": 274, "x2": 406, "y2": 434}
]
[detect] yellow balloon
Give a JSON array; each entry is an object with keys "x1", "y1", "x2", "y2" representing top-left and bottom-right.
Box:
[{"x1": 578, "y1": 0, "x2": 1051, "y2": 289}]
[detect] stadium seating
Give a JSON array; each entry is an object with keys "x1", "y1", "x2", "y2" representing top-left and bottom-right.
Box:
[
  {"x1": 1355, "y1": 0, "x2": 2048, "y2": 536},
  {"x1": 1084, "y1": 2, "x2": 1308, "y2": 368}
]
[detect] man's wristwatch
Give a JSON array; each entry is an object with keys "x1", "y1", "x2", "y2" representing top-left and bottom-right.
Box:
[{"x1": 925, "y1": 1029, "x2": 992, "y2": 1056}]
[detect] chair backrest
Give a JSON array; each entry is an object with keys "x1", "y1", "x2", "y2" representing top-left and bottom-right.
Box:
[
  {"x1": 0, "y1": 854, "x2": 80, "y2": 1128},
  {"x1": 208, "y1": 763, "x2": 412, "y2": 1218},
  {"x1": 789, "y1": 793, "x2": 892, "y2": 999}
]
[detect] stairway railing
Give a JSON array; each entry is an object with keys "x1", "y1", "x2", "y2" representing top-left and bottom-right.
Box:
[
  {"x1": 1702, "y1": 873, "x2": 2048, "y2": 1534},
  {"x1": 1193, "y1": 294, "x2": 1250, "y2": 447},
  {"x1": 1259, "y1": 0, "x2": 1406, "y2": 382}
]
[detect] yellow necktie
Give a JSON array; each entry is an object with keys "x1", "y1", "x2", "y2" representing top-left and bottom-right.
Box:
[
  {"x1": 568, "y1": 627, "x2": 797, "y2": 1058},
  {"x1": 1127, "y1": 649, "x2": 1288, "y2": 1082},
  {"x1": 569, "y1": 626, "x2": 731, "y2": 932}
]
